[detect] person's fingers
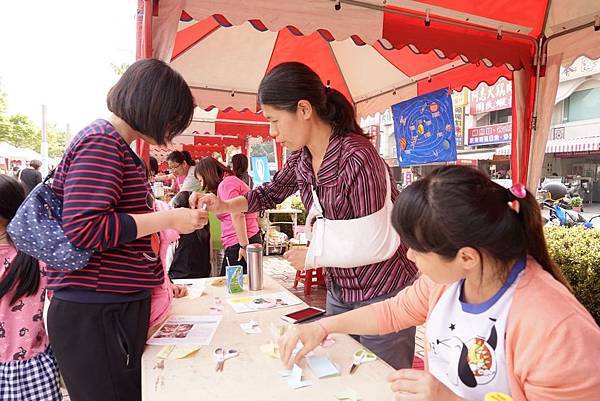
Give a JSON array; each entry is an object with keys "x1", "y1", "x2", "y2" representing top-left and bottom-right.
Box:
[
  {"x1": 387, "y1": 369, "x2": 423, "y2": 382},
  {"x1": 293, "y1": 344, "x2": 311, "y2": 365}
]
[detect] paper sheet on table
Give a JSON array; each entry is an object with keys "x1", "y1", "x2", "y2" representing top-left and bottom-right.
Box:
[
  {"x1": 306, "y1": 355, "x2": 340, "y2": 378},
  {"x1": 227, "y1": 292, "x2": 301, "y2": 313},
  {"x1": 172, "y1": 279, "x2": 206, "y2": 299},
  {"x1": 260, "y1": 342, "x2": 280, "y2": 359},
  {"x1": 286, "y1": 364, "x2": 313, "y2": 389},
  {"x1": 156, "y1": 345, "x2": 200, "y2": 360},
  {"x1": 260, "y1": 341, "x2": 303, "y2": 359},
  {"x1": 336, "y1": 388, "x2": 361, "y2": 401},
  {"x1": 147, "y1": 315, "x2": 222, "y2": 346},
  {"x1": 240, "y1": 320, "x2": 262, "y2": 334}
]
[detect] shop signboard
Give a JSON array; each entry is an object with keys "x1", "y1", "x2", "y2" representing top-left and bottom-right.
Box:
[
  {"x1": 365, "y1": 125, "x2": 380, "y2": 151},
  {"x1": 469, "y1": 78, "x2": 512, "y2": 115},
  {"x1": 467, "y1": 122, "x2": 512, "y2": 146}
]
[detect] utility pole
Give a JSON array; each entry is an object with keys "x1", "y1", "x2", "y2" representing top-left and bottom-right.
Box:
[{"x1": 41, "y1": 104, "x2": 48, "y2": 176}]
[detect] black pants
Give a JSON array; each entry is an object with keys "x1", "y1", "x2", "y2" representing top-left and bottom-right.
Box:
[
  {"x1": 47, "y1": 297, "x2": 150, "y2": 401},
  {"x1": 219, "y1": 231, "x2": 262, "y2": 276}
]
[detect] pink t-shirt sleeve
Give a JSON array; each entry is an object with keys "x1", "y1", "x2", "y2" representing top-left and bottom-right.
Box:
[
  {"x1": 217, "y1": 176, "x2": 246, "y2": 201},
  {"x1": 373, "y1": 275, "x2": 433, "y2": 335},
  {"x1": 217, "y1": 176, "x2": 259, "y2": 249}
]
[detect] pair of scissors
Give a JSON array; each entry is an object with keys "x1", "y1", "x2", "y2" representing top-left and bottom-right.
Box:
[
  {"x1": 213, "y1": 348, "x2": 239, "y2": 372},
  {"x1": 349, "y1": 349, "x2": 377, "y2": 374}
]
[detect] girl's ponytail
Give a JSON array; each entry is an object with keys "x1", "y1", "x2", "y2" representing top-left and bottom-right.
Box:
[{"x1": 515, "y1": 189, "x2": 572, "y2": 291}]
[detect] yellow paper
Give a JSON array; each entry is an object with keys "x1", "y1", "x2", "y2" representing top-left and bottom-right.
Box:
[
  {"x1": 336, "y1": 388, "x2": 360, "y2": 401},
  {"x1": 260, "y1": 342, "x2": 280, "y2": 359},
  {"x1": 156, "y1": 345, "x2": 201, "y2": 360},
  {"x1": 211, "y1": 277, "x2": 226, "y2": 287},
  {"x1": 484, "y1": 393, "x2": 513, "y2": 401}
]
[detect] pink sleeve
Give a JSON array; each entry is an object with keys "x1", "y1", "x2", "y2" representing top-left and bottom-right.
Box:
[
  {"x1": 373, "y1": 275, "x2": 433, "y2": 335},
  {"x1": 516, "y1": 312, "x2": 600, "y2": 401},
  {"x1": 217, "y1": 176, "x2": 245, "y2": 201}
]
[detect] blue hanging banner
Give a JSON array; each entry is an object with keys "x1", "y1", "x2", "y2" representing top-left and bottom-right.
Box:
[
  {"x1": 392, "y1": 88, "x2": 457, "y2": 167},
  {"x1": 251, "y1": 156, "x2": 271, "y2": 185}
]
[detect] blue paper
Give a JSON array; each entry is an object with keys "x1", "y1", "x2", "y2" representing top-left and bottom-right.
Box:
[
  {"x1": 392, "y1": 88, "x2": 457, "y2": 166},
  {"x1": 306, "y1": 355, "x2": 340, "y2": 378}
]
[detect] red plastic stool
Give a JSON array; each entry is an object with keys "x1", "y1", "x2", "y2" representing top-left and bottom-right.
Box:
[{"x1": 293, "y1": 267, "x2": 325, "y2": 295}]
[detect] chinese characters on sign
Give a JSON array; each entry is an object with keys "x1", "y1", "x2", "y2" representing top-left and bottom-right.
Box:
[
  {"x1": 560, "y1": 57, "x2": 600, "y2": 81},
  {"x1": 365, "y1": 125, "x2": 380, "y2": 152},
  {"x1": 469, "y1": 78, "x2": 512, "y2": 115},
  {"x1": 467, "y1": 122, "x2": 512, "y2": 146}
]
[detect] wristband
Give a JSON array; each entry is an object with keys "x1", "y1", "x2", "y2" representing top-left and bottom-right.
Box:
[
  {"x1": 240, "y1": 244, "x2": 248, "y2": 250},
  {"x1": 316, "y1": 320, "x2": 329, "y2": 337}
]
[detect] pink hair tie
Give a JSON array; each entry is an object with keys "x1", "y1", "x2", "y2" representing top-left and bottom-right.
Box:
[
  {"x1": 510, "y1": 183, "x2": 526, "y2": 199},
  {"x1": 507, "y1": 183, "x2": 525, "y2": 214}
]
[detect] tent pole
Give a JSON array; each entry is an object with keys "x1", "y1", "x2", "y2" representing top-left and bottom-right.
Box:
[{"x1": 526, "y1": 37, "x2": 545, "y2": 188}]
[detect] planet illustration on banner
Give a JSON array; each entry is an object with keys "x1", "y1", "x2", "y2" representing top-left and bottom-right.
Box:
[{"x1": 391, "y1": 88, "x2": 457, "y2": 167}]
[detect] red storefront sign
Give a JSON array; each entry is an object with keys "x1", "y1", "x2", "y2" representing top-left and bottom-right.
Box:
[
  {"x1": 469, "y1": 78, "x2": 512, "y2": 115},
  {"x1": 467, "y1": 122, "x2": 512, "y2": 146}
]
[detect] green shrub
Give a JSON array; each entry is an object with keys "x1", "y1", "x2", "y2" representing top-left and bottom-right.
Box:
[
  {"x1": 544, "y1": 226, "x2": 600, "y2": 324},
  {"x1": 569, "y1": 196, "x2": 583, "y2": 208}
]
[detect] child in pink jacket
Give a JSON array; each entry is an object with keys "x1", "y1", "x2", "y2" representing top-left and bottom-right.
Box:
[
  {"x1": 148, "y1": 200, "x2": 188, "y2": 331},
  {"x1": 0, "y1": 175, "x2": 61, "y2": 400},
  {"x1": 278, "y1": 166, "x2": 600, "y2": 401}
]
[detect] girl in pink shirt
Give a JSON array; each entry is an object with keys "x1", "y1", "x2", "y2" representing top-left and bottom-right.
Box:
[
  {"x1": 279, "y1": 165, "x2": 600, "y2": 401},
  {"x1": 0, "y1": 175, "x2": 61, "y2": 400},
  {"x1": 194, "y1": 157, "x2": 260, "y2": 276}
]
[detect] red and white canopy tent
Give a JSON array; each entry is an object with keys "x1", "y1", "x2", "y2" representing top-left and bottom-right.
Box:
[
  {"x1": 136, "y1": 0, "x2": 600, "y2": 189},
  {"x1": 150, "y1": 107, "x2": 273, "y2": 170}
]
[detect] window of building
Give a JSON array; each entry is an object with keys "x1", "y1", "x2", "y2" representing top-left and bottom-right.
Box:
[
  {"x1": 489, "y1": 108, "x2": 512, "y2": 124},
  {"x1": 563, "y1": 88, "x2": 600, "y2": 122}
]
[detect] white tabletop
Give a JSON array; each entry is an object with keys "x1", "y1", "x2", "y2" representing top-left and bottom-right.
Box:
[{"x1": 142, "y1": 275, "x2": 396, "y2": 401}]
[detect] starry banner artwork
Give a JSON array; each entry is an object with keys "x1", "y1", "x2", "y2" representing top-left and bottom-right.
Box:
[{"x1": 392, "y1": 88, "x2": 457, "y2": 167}]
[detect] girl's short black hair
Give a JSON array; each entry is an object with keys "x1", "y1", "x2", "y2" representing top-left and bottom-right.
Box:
[{"x1": 107, "y1": 58, "x2": 195, "y2": 145}]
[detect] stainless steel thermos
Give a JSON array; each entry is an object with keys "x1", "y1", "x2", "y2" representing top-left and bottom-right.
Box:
[{"x1": 247, "y1": 243, "x2": 264, "y2": 291}]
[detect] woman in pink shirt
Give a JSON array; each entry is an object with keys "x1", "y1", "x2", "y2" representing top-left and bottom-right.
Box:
[
  {"x1": 0, "y1": 174, "x2": 60, "y2": 400},
  {"x1": 279, "y1": 166, "x2": 600, "y2": 401},
  {"x1": 194, "y1": 157, "x2": 260, "y2": 276}
]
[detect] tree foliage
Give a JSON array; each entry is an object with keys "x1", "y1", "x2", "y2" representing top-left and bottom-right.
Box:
[{"x1": 0, "y1": 79, "x2": 67, "y2": 158}]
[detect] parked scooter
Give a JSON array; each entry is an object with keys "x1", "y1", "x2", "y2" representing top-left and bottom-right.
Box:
[{"x1": 542, "y1": 200, "x2": 599, "y2": 228}]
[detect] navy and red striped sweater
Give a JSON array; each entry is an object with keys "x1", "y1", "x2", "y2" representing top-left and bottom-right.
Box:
[{"x1": 48, "y1": 119, "x2": 163, "y2": 296}]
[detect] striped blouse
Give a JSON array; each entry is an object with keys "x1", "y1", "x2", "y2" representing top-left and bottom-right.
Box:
[
  {"x1": 48, "y1": 119, "x2": 163, "y2": 296},
  {"x1": 245, "y1": 133, "x2": 418, "y2": 303}
]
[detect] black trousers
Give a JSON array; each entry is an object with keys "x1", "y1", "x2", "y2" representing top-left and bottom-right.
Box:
[
  {"x1": 47, "y1": 297, "x2": 150, "y2": 401},
  {"x1": 219, "y1": 231, "x2": 262, "y2": 276}
]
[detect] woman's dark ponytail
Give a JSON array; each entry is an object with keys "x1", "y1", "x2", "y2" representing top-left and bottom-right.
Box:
[
  {"x1": 324, "y1": 88, "x2": 365, "y2": 137},
  {"x1": 182, "y1": 151, "x2": 195, "y2": 166},
  {"x1": 258, "y1": 62, "x2": 368, "y2": 138},
  {"x1": 167, "y1": 150, "x2": 196, "y2": 166}
]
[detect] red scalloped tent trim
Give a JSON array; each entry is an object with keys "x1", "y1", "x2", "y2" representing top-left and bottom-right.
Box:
[{"x1": 175, "y1": 14, "x2": 530, "y2": 71}]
